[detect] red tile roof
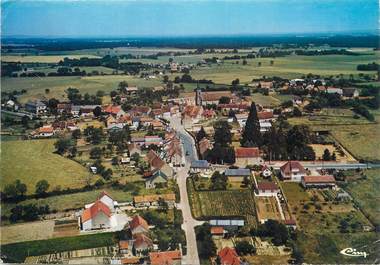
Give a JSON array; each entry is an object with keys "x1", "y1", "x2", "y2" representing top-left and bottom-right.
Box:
[
  {"x1": 257, "y1": 111, "x2": 274, "y2": 120},
  {"x1": 81, "y1": 200, "x2": 111, "y2": 223},
  {"x1": 98, "y1": 190, "x2": 113, "y2": 201},
  {"x1": 303, "y1": 175, "x2": 336, "y2": 184},
  {"x1": 119, "y1": 240, "x2": 129, "y2": 250},
  {"x1": 201, "y1": 91, "x2": 232, "y2": 101},
  {"x1": 235, "y1": 147, "x2": 260, "y2": 158},
  {"x1": 218, "y1": 247, "x2": 240, "y2": 265},
  {"x1": 104, "y1": 105, "x2": 122, "y2": 115},
  {"x1": 146, "y1": 150, "x2": 165, "y2": 169},
  {"x1": 149, "y1": 250, "x2": 181, "y2": 265},
  {"x1": 38, "y1": 126, "x2": 54, "y2": 133},
  {"x1": 133, "y1": 233, "x2": 153, "y2": 249},
  {"x1": 121, "y1": 257, "x2": 140, "y2": 264},
  {"x1": 210, "y1": 226, "x2": 224, "y2": 235},
  {"x1": 280, "y1": 161, "x2": 306, "y2": 175},
  {"x1": 257, "y1": 182, "x2": 279, "y2": 191},
  {"x1": 130, "y1": 215, "x2": 149, "y2": 231}
]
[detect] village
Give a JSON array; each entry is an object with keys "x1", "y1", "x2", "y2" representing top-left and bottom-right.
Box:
[{"x1": 2, "y1": 54, "x2": 378, "y2": 265}]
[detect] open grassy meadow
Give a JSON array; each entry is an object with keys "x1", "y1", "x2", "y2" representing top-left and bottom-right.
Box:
[
  {"x1": 1, "y1": 139, "x2": 90, "y2": 194},
  {"x1": 345, "y1": 169, "x2": 380, "y2": 225},
  {"x1": 1, "y1": 74, "x2": 162, "y2": 103},
  {"x1": 2, "y1": 54, "x2": 101, "y2": 63},
  {"x1": 186, "y1": 52, "x2": 379, "y2": 84}
]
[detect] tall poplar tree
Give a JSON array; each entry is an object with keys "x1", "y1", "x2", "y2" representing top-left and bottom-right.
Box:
[{"x1": 241, "y1": 102, "x2": 262, "y2": 147}]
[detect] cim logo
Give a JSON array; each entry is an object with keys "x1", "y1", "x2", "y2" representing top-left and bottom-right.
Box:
[{"x1": 340, "y1": 248, "x2": 368, "y2": 258}]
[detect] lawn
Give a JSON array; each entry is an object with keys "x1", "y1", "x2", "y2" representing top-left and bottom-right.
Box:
[
  {"x1": 345, "y1": 169, "x2": 380, "y2": 226},
  {"x1": 1, "y1": 139, "x2": 90, "y2": 194},
  {"x1": 1, "y1": 232, "x2": 116, "y2": 263},
  {"x1": 187, "y1": 179, "x2": 257, "y2": 226}
]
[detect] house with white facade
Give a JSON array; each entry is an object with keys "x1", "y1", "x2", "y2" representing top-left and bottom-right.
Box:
[{"x1": 280, "y1": 161, "x2": 307, "y2": 182}]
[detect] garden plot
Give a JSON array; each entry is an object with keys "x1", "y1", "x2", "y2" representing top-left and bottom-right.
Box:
[{"x1": 255, "y1": 196, "x2": 283, "y2": 224}]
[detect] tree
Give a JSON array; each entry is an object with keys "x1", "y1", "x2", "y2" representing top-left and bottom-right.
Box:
[
  {"x1": 210, "y1": 171, "x2": 228, "y2": 190},
  {"x1": 241, "y1": 102, "x2": 262, "y2": 147},
  {"x1": 242, "y1": 59, "x2": 247, "y2": 65},
  {"x1": 35, "y1": 180, "x2": 49, "y2": 196},
  {"x1": 322, "y1": 148, "x2": 331, "y2": 161},
  {"x1": 196, "y1": 126, "x2": 207, "y2": 142},
  {"x1": 293, "y1": 107, "x2": 302, "y2": 117},
  {"x1": 90, "y1": 147, "x2": 103, "y2": 159},
  {"x1": 72, "y1": 129, "x2": 82, "y2": 139},
  {"x1": 54, "y1": 138, "x2": 71, "y2": 155},
  {"x1": 93, "y1": 106, "x2": 102, "y2": 117},
  {"x1": 213, "y1": 121, "x2": 232, "y2": 147},
  {"x1": 331, "y1": 152, "x2": 336, "y2": 161},
  {"x1": 258, "y1": 62, "x2": 262, "y2": 67},
  {"x1": 21, "y1": 115, "x2": 30, "y2": 129},
  {"x1": 196, "y1": 224, "x2": 217, "y2": 259},
  {"x1": 242, "y1": 175, "x2": 250, "y2": 187},
  {"x1": 231, "y1": 78, "x2": 240, "y2": 86},
  {"x1": 15, "y1": 179, "x2": 27, "y2": 197},
  {"x1": 235, "y1": 241, "x2": 256, "y2": 255},
  {"x1": 3, "y1": 183, "x2": 18, "y2": 199},
  {"x1": 101, "y1": 168, "x2": 113, "y2": 180},
  {"x1": 219, "y1": 96, "x2": 231, "y2": 104}
]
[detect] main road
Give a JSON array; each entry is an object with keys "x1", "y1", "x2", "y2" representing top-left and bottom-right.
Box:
[{"x1": 171, "y1": 116, "x2": 203, "y2": 265}]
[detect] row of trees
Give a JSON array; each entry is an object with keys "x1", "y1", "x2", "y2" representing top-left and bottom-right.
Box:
[{"x1": 3, "y1": 179, "x2": 49, "y2": 200}]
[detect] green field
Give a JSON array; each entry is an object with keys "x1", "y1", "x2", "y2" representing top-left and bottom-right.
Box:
[
  {"x1": 288, "y1": 110, "x2": 380, "y2": 161},
  {"x1": 1, "y1": 139, "x2": 90, "y2": 194},
  {"x1": 187, "y1": 179, "x2": 257, "y2": 226},
  {"x1": 2, "y1": 54, "x2": 101, "y2": 63},
  {"x1": 1, "y1": 75, "x2": 162, "y2": 103},
  {"x1": 185, "y1": 53, "x2": 380, "y2": 84},
  {"x1": 345, "y1": 169, "x2": 380, "y2": 225},
  {"x1": 280, "y1": 181, "x2": 378, "y2": 263},
  {"x1": 1, "y1": 232, "x2": 115, "y2": 263}
]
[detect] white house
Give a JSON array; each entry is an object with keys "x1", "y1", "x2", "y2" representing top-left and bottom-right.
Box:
[
  {"x1": 280, "y1": 161, "x2": 307, "y2": 182},
  {"x1": 81, "y1": 200, "x2": 112, "y2": 231}
]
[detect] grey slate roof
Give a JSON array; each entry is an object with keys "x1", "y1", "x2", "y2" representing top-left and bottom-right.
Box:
[
  {"x1": 224, "y1": 168, "x2": 251, "y2": 176},
  {"x1": 190, "y1": 160, "x2": 209, "y2": 169}
]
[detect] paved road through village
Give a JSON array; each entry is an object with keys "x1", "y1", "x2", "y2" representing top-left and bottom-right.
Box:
[{"x1": 171, "y1": 116, "x2": 203, "y2": 265}]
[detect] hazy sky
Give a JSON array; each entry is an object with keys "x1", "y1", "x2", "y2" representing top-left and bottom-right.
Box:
[{"x1": 1, "y1": 0, "x2": 378, "y2": 37}]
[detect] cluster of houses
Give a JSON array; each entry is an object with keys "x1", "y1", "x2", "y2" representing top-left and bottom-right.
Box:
[{"x1": 116, "y1": 215, "x2": 182, "y2": 265}]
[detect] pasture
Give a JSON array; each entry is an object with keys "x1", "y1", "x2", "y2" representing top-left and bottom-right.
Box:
[
  {"x1": 1, "y1": 139, "x2": 90, "y2": 194},
  {"x1": 187, "y1": 179, "x2": 257, "y2": 226},
  {"x1": 2, "y1": 54, "x2": 101, "y2": 63},
  {"x1": 186, "y1": 52, "x2": 380, "y2": 83},
  {"x1": 345, "y1": 169, "x2": 380, "y2": 225},
  {"x1": 1, "y1": 75, "x2": 162, "y2": 103}
]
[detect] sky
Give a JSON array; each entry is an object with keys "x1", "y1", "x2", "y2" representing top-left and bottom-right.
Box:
[{"x1": 1, "y1": 0, "x2": 378, "y2": 37}]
